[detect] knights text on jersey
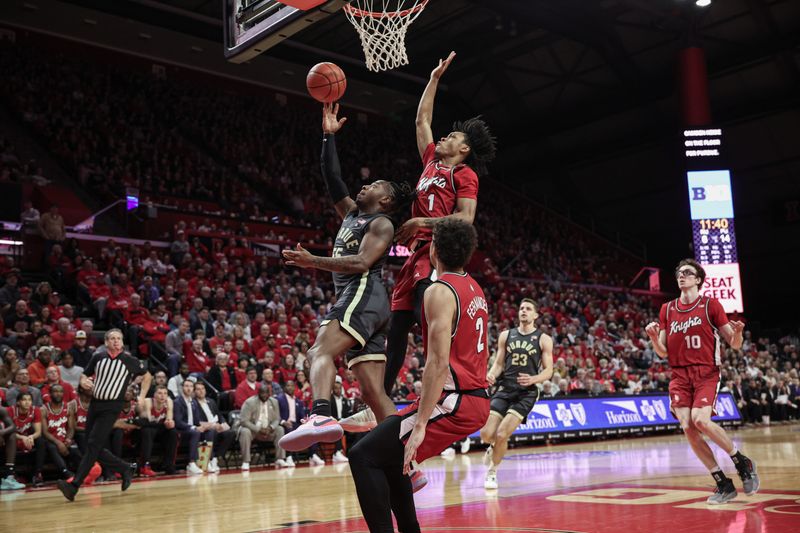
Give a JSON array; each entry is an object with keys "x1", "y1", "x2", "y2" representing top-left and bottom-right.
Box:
[
  {"x1": 500, "y1": 328, "x2": 543, "y2": 390},
  {"x1": 421, "y1": 271, "x2": 489, "y2": 391},
  {"x1": 411, "y1": 143, "x2": 479, "y2": 239},
  {"x1": 658, "y1": 295, "x2": 729, "y2": 367}
]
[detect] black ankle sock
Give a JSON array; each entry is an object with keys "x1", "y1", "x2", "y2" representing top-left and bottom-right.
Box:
[
  {"x1": 4, "y1": 463, "x2": 13, "y2": 477},
  {"x1": 730, "y1": 450, "x2": 747, "y2": 467},
  {"x1": 711, "y1": 471, "x2": 730, "y2": 485},
  {"x1": 312, "y1": 399, "x2": 331, "y2": 417}
]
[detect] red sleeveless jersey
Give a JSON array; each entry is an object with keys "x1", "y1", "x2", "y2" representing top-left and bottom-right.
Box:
[
  {"x1": 11, "y1": 406, "x2": 41, "y2": 436},
  {"x1": 150, "y1": 401, "x2": 168, "y2": 424},
  {"x1": 411, "y1": 143, "x2": 479, "y2": 240},
  {"x1": 658, "y1": 295, "x2": 729, "y2": 367},
  {"x1": 118, "y1": 400, "x2": 137, "y2": 423},
  {"x1": 422, "y1": 272, "x2": 489, "y2": 391},
  {"x1": 73, "y1": 399, "x2": 89, "y2": 431},
  {"x1": 45, "y1": 403, "x2": 69, "y2": 443}
]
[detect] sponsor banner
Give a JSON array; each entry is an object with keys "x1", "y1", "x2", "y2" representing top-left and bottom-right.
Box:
[{"x1": 466, "y1": 393, "x2": 741, "y2": 438}]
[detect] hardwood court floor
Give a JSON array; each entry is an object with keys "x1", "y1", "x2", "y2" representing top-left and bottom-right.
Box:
[{"x1": 2, "y1": 425, "x2": 798, "y2": 532}]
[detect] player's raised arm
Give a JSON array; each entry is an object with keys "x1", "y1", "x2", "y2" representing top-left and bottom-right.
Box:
[
  {"x1": 487, "y1": 330, "x2": 509, "y2": 385},
  {"x1": 415, "y1": 51, "x2": 455, "y2": 159},
  {"x1": 321, "y1": 103, "x2": 357, "y2": 219},
  {"x1": 283, "y1": 216, "x2": 394, "y2": 274}
]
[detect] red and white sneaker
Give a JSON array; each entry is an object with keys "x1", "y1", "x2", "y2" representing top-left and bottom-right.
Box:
[
  {"x1": 410, "y1": 469, "x2": 428, "y2": 493},
  {"x1": 339, "y1": 408, "x2": 377, "y2": 433},
  {"x1": 279, "y1": 414, "x2": 344, "y2": 452},
  {"x1": 139, "y1": 465, "x2": 158, "y2": 478}
]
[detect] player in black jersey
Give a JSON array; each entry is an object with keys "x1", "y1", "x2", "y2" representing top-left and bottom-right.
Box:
[
  {"x1": 479, "y1": 298, "x2": 553, "y2": 489},
  {"x1": 280, "y1": 103, "x2": 415, "y2": 452}
]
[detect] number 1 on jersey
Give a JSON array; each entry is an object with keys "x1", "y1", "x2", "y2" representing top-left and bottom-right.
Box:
[
  {"x1": 476, "y1": 317, "x2": 485, "y2": 353},
  {"x1": 428, "y1": 194, "x2": 435, "y2": 212}
]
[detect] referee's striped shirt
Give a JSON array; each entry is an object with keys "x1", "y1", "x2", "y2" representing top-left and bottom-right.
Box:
[{"x1": 84, "y1": 347, "x2": 146, "y2": 402}]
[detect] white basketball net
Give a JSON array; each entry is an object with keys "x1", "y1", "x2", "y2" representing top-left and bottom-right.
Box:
[{"x1": 344, "y1": 0, "x2": 429, "y2": 72}]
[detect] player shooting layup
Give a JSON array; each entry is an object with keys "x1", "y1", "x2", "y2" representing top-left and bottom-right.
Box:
[{"x1": 646, "y1": 258, "x2": 758, "y2": 504}]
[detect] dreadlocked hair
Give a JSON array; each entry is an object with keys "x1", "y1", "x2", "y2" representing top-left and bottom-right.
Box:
[
  {"x1": 386, "y1": 181, "x2": 417, "y2": 215},
  {"x1": 453, "y1": 115, "x2": 497, "y2": 176}
]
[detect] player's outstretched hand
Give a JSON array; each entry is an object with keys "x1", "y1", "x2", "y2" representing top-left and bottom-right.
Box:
[
  {"x1": 282, "y1": 243, "x2": 315, "y2": 269},
  {"x1": 395, "y1": 217, "x2": 423, "y2": 246},
  {"x1": 403, "y1": 425, "x2": 426, "y2": 475},
  {"x1": 431, "y1": 51, "x2": 456, "y2": 80},
  {"x1": 645, "y1": 322, "x2": 660, "y2": 340},
  {"x1": 322, "y1": 103, "x2": 347, "y2": 134},
  {"x1": 486, "y1": 373, "x2": 496, "y2": 386},
  {"x1": 729, "y1": 320, "x2": 745, "y2": 334}
]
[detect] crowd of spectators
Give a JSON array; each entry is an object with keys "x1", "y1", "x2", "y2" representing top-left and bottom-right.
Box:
[{"x1": 0, "y1": 40, "x2": 797, "y2": 490}]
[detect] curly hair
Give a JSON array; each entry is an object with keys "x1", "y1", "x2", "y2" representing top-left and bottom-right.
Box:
[
  {"x1": 432, "y1": 218, "x2": 477, "y2": 271},
  {"x1": 386, "y1": 181, "x2": 417, "y2": 215},
  {"x1": 453, "y1": 115, "x2": 497, "y2": 176}
]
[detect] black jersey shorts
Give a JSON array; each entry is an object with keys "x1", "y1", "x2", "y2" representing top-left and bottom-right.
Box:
[
  {"x1": 322, "y1": 274, "x2": 390, "y2": 369},
  {"x1": 490, "y1": 385, "x2": 540, "y2": 421}
]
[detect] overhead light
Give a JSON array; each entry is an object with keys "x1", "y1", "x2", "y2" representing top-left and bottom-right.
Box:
[{"x1": 696, "y1": 0, "x2": 711, "y2": 6}]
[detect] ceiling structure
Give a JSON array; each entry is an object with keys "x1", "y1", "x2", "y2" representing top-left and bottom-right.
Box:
[{"x1": 14, "y1": 0, "x2": 800, "y2": 324}]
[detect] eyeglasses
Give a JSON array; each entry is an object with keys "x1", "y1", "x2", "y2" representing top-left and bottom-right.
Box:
[{"x1": 675, "y1": 268, "x2": 697, "y2": 278}]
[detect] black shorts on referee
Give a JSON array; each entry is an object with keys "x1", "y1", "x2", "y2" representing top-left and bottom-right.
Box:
[
  {"x1": 322, "y1": 274, "x2": 389, "y2": 369},
  {"x1": 490, "y1": 385, "x2": 540, "y2": 421}
]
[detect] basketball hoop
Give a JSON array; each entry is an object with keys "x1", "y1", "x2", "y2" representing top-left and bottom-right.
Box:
[{"x1": 343, "y1": 0, "x2": 429, "y2": 72}]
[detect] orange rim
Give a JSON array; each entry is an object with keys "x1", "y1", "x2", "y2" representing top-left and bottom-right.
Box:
[{"x1": 343, "y1": 0, "x2": 428, "y2": 19}]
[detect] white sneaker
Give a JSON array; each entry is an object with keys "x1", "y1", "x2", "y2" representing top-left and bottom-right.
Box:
[
  {"x1": 339, "y1": 408, "x2": 377, "y2": 433},
  {"x1": 332, "y1": 450, "x2": 349, "y2": 463},
  {"x1": 275, "y1": 459, "x2": 289, "y2": 468},
  {"x1": 208, "y1": 458, "x2": 220, "y2": 473},
  {"x1": 241, "y1": 462, "x2": 250, "y2": 471},
  {"x1": 483, "y1": 446, "x2": 493, "y2": 466},
  {"x1": 484, "y1": 469, "x2": 498, "y2": 490},
  {"x1": 285, "y1": 456, "x2": 296, "y2": 467},
  {"x1": 309, "y1": 454, "x2": 325, "y2": 466},
  {"x1": 187, "y1": 462, "x2": 203, "y2": 475},
  {"x1": 440, "y1": 447, "x2": 456, "y2": 458},
  {"x1": 460, "y1": 439, "x2": 471, "y2": 454}
]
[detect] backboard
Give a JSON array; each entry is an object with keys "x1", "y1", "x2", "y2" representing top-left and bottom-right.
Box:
[{"x1": 224, "y1": 0, "x2": 350, "y2": 63}]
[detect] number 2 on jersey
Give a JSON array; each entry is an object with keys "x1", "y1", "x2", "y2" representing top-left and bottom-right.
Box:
[{"x1": 475, "y1": 317, "x2": 485, "y2": 353}]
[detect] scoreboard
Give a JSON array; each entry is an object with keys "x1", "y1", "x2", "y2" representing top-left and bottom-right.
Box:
[{"x1": 684, "y1": 129, "x2": 743, "y2": 313}]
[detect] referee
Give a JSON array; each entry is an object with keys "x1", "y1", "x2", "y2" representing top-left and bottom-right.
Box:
[{"x1": 57, "y1": 329, "x2": 152, "y2": 501}]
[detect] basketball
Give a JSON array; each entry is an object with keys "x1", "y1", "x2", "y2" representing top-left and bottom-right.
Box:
[{"x1": 306, "y1": 62, "x2": 347, "y2": 103}]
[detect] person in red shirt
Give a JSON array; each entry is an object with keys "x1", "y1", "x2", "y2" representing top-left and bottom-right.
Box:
[
  {"x1": 233, "y1": 367, "x2": 259, "y2": 409},
  {"x1": 646, "y1": 258, "x2": 757, "y2": 504},
  {"x1": 51, "y1": 317, "x2": 76, "y2": 352},
  {"x1": 42, "y1": 366, "x2": 77, "y2": 404},
  {"x1": 383, "y1": 53, "x2": 496, "y2": 402},
  {"x1": 42, "y1": 384, "x2": 80, "y2": 479},
  {"x1": 186, "y1": 338, "x2": 211, "y2": 376},
  {"x1": 250, "y1": 323, "x2": 273, "y2": 355},
  {"x1": 28, "y1": 346, "x2": 57, "y2": 386},
  {"x1": 10, "y1": 391, "x2": 46, "y2": 487}
]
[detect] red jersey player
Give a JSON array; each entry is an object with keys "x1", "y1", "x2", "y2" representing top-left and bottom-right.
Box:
[
  {"x1": 382, "y1": 51, "x2": 497, "y2": 400},
  {"x1": 348, "y1": 219, "x2": 490, "y2": 533},
  {"x1": 646, "y1": 258, "x2": 758, "y2": 504}
]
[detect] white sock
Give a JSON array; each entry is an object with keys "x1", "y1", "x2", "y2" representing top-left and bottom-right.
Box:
[
  {"x1": 729, "y1": 447, "x2": 738, "y2": 456},
  {"x1": 710, "y1": 466, "x2": 722, "y2": 474}
]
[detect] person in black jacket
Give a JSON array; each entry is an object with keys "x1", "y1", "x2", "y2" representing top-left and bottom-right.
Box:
[{"x1": 205, "y1": 353, "x2": 237, "y2": 411}]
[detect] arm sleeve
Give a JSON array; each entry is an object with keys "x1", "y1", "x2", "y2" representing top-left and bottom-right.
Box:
[
  {"x1": 707, "y1": 298, "x2": 729, "y2": 329},
  {"x1": 454, "y1": 166, "x2": 479, "y2": 200},
  {"x1": 320, "y1": 134, "x2": 350, "y2": 204},
  {"x1": 658, "y1": 304, "x2": 668, "y2": 331}
]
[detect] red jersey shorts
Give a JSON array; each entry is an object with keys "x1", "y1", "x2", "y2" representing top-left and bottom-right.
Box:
[
  {"x1": 668, "y1": 365, "x2": 721, "y2": 414},
  {"x1": 391, "y1": 241, "x2": 434, "y2": 312},
  {"x1": 397, "y1": 392, "x2": 489, "y2": 463}
]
